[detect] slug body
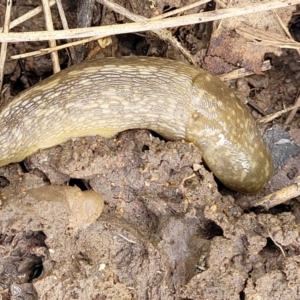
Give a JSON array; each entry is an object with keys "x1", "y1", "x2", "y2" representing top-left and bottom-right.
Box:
[{"x1": 0, "y1": 57, "x2": 274, "y2": 193}]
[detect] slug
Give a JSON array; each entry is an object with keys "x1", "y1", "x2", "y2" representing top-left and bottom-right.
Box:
[{"x1": 0, "y1": 56, "x2": 274, "y2": 193}]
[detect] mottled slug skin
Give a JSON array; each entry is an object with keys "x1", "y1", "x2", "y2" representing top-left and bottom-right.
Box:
[{"x1": 0, "y1": 57, "x2": 273, "y2": 193}]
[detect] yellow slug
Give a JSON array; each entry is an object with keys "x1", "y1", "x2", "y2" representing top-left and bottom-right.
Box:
[{"x1": 0, "y1": 57, "x2": 274, "y2": 193}]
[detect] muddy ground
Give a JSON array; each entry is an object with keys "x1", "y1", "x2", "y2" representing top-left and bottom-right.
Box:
[{"x1": 1, "y1": 0, "x2": 300, "y2": 299}]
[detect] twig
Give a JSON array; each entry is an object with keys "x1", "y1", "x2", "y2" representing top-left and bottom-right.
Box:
[
  {"x1": 56, "y1": 0, "x2": 77, "y2": 62},
  {"x1": 0, "y1": 0, "x2": 298, "y2": 42},
  {"x1": 56, "y1": 0, "x2": 69, "y2": 29},
  {"x1": 258, "y1": 102, "x2": 300, "y2": 124},
  {"x1": 41, "y1": 0, "x2": 60, "y2": 73},
  {"x1": 218, "y1": 60, "x2": 272, "y2": 81},
  {"x1": 285, "y1": 94, "x2": 300, "y2": 125},
  {"x1": 0, "y1": 0, "x2": 12, "y2": 92},
  {"x1": 252, "y1": 176, "x2": 300, "y2": 209}
]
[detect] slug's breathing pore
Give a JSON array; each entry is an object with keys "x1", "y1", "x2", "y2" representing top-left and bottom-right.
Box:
[{"x1": 0, "y1": 57, "x2": 274, "y2": 193}]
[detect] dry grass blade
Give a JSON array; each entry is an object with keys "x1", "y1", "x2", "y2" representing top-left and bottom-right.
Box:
[
  {"x1": 56, "y1": 0, "x2": 77, "y2": 62},
  {"x1": 41, "y1": 0, "x2": 60, "y2": 73},
  {"x1": 11, "y1": 36, "x2": 112, "y2": 59},
  {"x1": 236, "y1": 23, "x2": 300, "y2": 50},
  {"x1": 0, "y1": 0, "x2": 298, "y2": 42},
  {"x1": 273, "y1": 8, "x2": 300, "y2": 50},
  {"x1": 151, "y1": 0, "x2": 210, "y2": 20},
  {"x1": 0, "y1": 0, "x2": 12, "y2": 92}
]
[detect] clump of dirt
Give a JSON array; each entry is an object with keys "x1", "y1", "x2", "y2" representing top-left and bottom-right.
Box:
[
  {"x1": 0, "y1": 130, "x2": 220, "y2": 299},
  {"x1": 0, "y1": 129, "x2": 300, "y2": 299}
]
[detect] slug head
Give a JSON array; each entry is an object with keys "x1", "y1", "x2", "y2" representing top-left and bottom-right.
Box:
[{"x1": 186, "y1": 72, "x2": 274, "y2": 194}]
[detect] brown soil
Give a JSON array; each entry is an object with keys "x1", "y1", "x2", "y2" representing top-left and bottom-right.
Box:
[{"x1": 1, "y1": 0, "x2": 300, "y2": 299}]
